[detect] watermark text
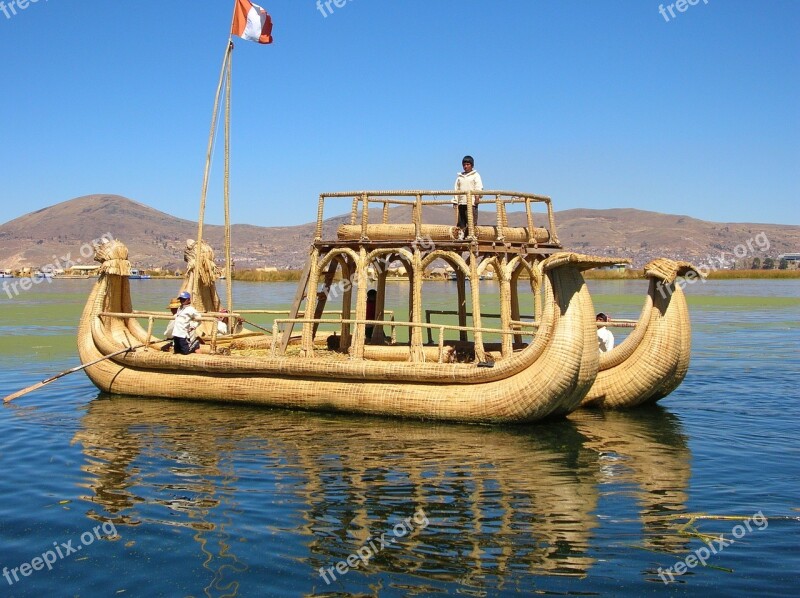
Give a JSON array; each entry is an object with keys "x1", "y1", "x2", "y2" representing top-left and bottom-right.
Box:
[
  {"x1": 3, "y1": 521, "x2": 119, "y2": 587},
  {"x1": 657, "y1": 510, "x2": 767, "y2": 584},
  {"x1": 659, "y1": 0, "x2": 709, "y2": 23},
  {"x1": 319, "y1": 507, "x2": 428, "y2": 585}
]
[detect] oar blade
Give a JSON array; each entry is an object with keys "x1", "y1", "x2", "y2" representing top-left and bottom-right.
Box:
[
  {"x1": 3, "y1": 381, "x2": 48, "y2": 403},
  {"x1": 3, "y1": 343, "x2": 145, "y2": 404}
]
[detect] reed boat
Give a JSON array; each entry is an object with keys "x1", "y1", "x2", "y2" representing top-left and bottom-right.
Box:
[
  {"x1": 580, "y1": 258, "x2": 699, "y2": 409},
  {"x1": 76, "y1": 189, "x2": 698, "y2": 421}
]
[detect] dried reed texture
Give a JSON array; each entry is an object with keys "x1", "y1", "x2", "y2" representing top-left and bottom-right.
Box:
[
  {"x1": 182, "y1": 239, "x2": 221, "y2": 336},
  {"x1": 94, "y1": 239, "x2": 131, "y2": 276},
  {"x1": 337, "y1": 223, "x2": 458, "y2": 241},
  {"x1": 580, "y1": 258, "x2": 698, "y2": 409},
  {"x1": 78, "y1": 243, "x2": 607, "y2": 423},
  {"x1": 473, "y1": 226, "x2": 550, "y2": 243},
  {"x1": 336, "y1": 223, "x2": 551, "y2": 243}
]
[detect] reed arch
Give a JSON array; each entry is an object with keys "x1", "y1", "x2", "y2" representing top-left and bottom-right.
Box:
[
  {"x1": 314, "y1": 253, "x2": 356, "y2": 350},
  {"x1": 508, "y1": 255, "x2": 542, "y2": 347},
  {"x1": 419, "y1": 250, "x2": 472, "y2": 350},
  {"x1": 364, "y1": 248, "x2": 414, "y2": 347}
]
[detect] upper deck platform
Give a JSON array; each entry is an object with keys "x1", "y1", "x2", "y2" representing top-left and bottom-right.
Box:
[{"x1": 312, "y1": 190, "x2": 563, "y2": 255}]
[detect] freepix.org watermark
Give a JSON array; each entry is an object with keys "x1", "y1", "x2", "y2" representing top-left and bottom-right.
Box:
[
  {"x1": 657, "y1": 510, "x2": 767, "y2": 584},
  {"x1": 0, "y1": 0, "x2": 48, "y2": 21},
  {"x1": 656, "y1": 231, "x2": 771, "y2": 299},
  {"x1": 316, "y1": 0, "x2": 354, "y2": 18},
  {"x1": 318, "y1": 507, "x2": 429, "y2": 585},
  {"x1": 3, "y1": 521, "x2": 119, "y2": 587},
  {"x1": 658, "y1": 0, "x2": 709, "y2": 23},
  {"x1": 2, "y1": 232, "x2": 113, "y2": 299},
  {"x1": 322, "y1": 235, "x2": 435, "y2": 301}
]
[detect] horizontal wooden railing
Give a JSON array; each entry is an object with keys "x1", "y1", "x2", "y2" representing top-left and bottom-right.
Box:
[{"x1": 314, "y1": 190, "x2": 559, "y2": 245}]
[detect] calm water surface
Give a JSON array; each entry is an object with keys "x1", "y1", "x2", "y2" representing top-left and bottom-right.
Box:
[{"x1": 1, "y1": 278, "x2": 798, "y2": 596}]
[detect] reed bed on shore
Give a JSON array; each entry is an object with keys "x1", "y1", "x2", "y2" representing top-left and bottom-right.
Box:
[
  {"x1": 233, "y1": 269, "x2": 304, "y2": 282},
  {"x1": 582, "y1": 268, "x2": 800, "y2": 280}
]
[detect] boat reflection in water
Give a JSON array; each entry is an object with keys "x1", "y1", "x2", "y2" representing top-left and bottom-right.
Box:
[
  {"x1": 569, "y1": 407, "x2": 692, "y2": 556},
  {"x1": 72, "y1": 397, "x2": 690, "y2": 594}
]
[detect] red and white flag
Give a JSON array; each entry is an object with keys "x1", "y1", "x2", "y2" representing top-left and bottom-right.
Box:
[{"x1": 231, "y1": 0, "x2": 273, "y2": 44}]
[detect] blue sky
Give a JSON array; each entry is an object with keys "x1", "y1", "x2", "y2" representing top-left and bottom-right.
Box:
[{"x1": 1, "y1": 0, "x2": 798, "y2": 227}]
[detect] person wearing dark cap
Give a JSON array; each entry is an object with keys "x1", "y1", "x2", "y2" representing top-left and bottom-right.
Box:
[
  {"x1": 172, "y1": 291, "x2": 201, "y2": 354},
  {"x1": 596, "y1": 312, "x2": 615, "y2": 352},
  {"x1": 452, "y1": 155, "x2": 483, "y2": 239}
]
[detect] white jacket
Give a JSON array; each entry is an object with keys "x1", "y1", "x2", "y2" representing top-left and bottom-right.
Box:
[
  {"x1": 597, "y1": 326, "x2": 615, "y2": 352},
  {"x1": 172, "y1": 305, "x2": 201, "y2": 339},
  {"x1": 452, "y1": 170, "x2": 483, "y2": 206}
]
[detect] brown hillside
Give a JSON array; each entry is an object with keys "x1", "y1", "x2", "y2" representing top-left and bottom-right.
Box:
[{"x1": 0, "y1": 195, "x2": 797, "y2": 271}]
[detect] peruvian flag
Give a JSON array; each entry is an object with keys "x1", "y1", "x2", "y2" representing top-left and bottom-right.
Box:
[{"x1": 232, "y1": 0, "x2": 273, "y2": 44}]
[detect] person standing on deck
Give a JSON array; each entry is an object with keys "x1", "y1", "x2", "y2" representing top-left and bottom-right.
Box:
[
  {"x1": 452, "y1": 155, "x2": 483, "y2": 239},
  {"x1": 172, "y1": 291, "x2": 201, "y2": 355}
]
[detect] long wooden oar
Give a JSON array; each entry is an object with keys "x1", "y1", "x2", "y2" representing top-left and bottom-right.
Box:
[
  {"x1": 3, "y1": 343, "x2": 147, "y2": 403},
  {"x1": 239, "y1": 317, "x2": 273, "y2": 335}
]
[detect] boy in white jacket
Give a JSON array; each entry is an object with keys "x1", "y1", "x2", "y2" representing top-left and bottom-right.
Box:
[{"x1": 452, "y1": 155, "x2": 483, "y2": 239}]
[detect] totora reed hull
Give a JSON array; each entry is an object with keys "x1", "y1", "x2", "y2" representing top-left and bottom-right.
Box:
[
  {"x1": 78, "y1": 242, "x2": 611, "y2": 423},
  {"x1": 581, "y1": 259, "x2": 698, "y2": 409}
]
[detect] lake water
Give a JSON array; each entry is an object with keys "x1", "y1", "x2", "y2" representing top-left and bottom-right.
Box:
[{"x1": 1, "y1": 277, "x2": 798, "y2": 596}]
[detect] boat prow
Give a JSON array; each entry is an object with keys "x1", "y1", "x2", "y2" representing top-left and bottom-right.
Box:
[{"x1": 581, "y1": 258, "x2": 699, "y2": 409}]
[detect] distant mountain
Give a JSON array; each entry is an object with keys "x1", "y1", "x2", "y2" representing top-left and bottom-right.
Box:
[{"x1": 0, "y1": 194, "x2": 797, "y2": 271}]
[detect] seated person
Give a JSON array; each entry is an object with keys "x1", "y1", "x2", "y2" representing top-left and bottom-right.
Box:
[
  {"x1": 596, "y1": 312, "x2": 614, "y2": 353},
  {"x1": 216, "y1": 308, "x2": 243, "y2": 335}
]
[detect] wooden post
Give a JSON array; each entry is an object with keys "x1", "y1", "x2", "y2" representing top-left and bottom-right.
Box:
[
  {"x1": 457, "y1": 269, "x2": 468, "y2": 343},
  {"x1": 144, "y1": 316, "x2": 154, "y2": 350},
  {"x1": 525, "y1": 198, "x2": 535, "y2": 243},
  {"x1": 341, "y1": 257, "x2": 353, "y2": 352},
  {"x1": 280, "y1": 251, "x2": 313, "y2": 355},
  {"x1": 469, "y1": 248, "x2": 485, "y2": 362},
  {"x1": 409, "y1": 248, "x2": 424, "y2": 362},
  {"x1": 495, "y1": 195, "x2": 505, "y2": 242},
  {"x1": 499, "y1": 257, "x2": 512, "y2": 358},
  {"x1": 510, "y1": 267, "x2": 522, "y2": 347},
  {"x1": 350, "y1": 247, "x2": 368, "y2": 359},
  {"x1": 300, "y1": 249, "x2": 320, "y2": 357},
  {"x1": 360, "y1": 193, "x2": 369, "y2": 241},
  {"x1": 312, "y1": 259, "x2": 338, "y2": 338}
]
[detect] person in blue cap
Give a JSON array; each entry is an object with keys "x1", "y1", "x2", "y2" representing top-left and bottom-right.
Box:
[{"x1": 171, "y1": 291, "x2": 201, "y2": 354}]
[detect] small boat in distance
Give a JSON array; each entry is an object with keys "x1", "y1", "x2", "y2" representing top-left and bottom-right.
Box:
[{"x1": 128, "y1": 268, "x2": 151, "y2": 280}]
